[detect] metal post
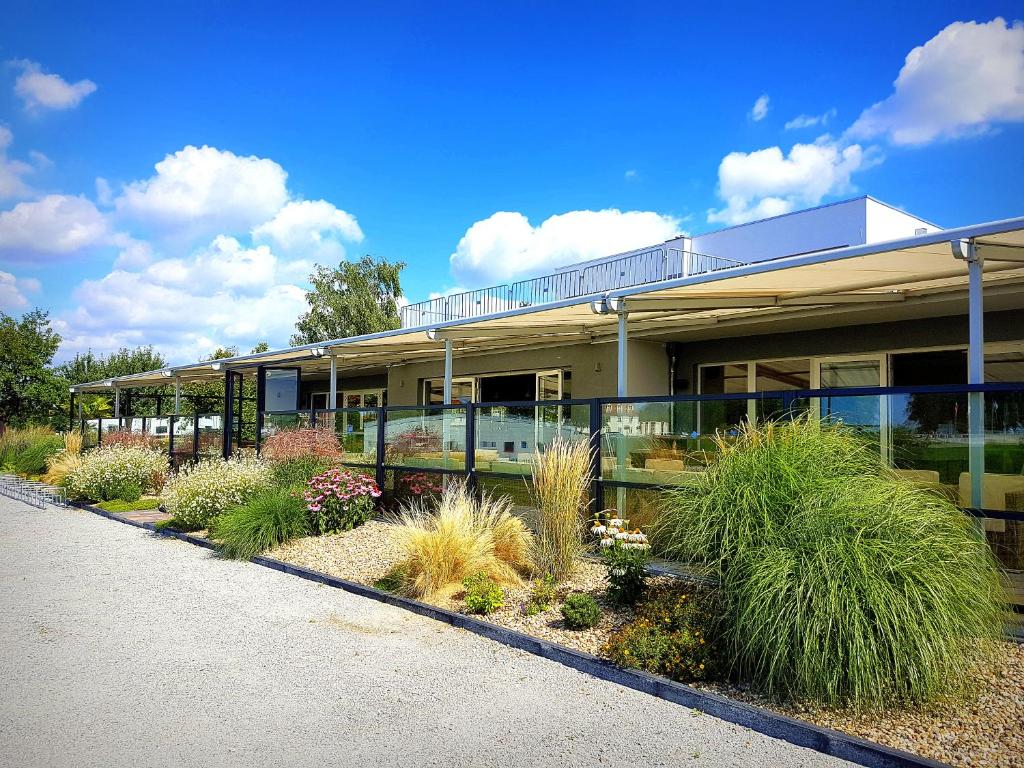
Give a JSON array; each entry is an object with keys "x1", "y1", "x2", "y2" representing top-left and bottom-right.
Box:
[
  {"x1": 222, "y1": 369, "x2": 234, "y2": 459},
  {"x1": 443, "y1": 337, "x2": 453, "y2": 470},
  {"x1": 465, "y1": 401, "x2": 476, "y2": 494},
  {"x1": 615, "y1": 309, "x2": 628, "y2": 514},
  {"x1": 966, "y1": 242, "x2": 985, "y2": 509},
  {"x1": 443, "y1": 338, "x2": 453, "y2": 405},
  {"x1": 589, "y1": 399, "x2": 604, "y2": 513},
  {"x1": 329, "y1": 355, "x2": 338, "y2": 410},
  {"x1": 193, "y1": 411, "x2": 200, "y2": 463},
  {"x1": 375, "y1": 405, "x2": 386, "y2": 492},
  {"x1": 174, "y1": 376, "x2": 181, "y2": 414},
  {"x1": 255, "y1": 366, "x2": 266, "y2": 456},
  {"x1": 68, "y1": 389, "x2": 75, "y2": 432},
  {"x1": 113, "y1": 385, "x2": 120, "y2": 418}
]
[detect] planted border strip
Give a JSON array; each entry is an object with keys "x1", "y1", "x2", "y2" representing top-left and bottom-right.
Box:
[{"x1": 72, "y1": 501, "x2": 947, "y2": 768}]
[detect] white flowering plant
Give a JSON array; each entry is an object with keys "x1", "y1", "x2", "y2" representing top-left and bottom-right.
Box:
[
  {"x1": 65, "y1": 445, "x2": 168, "y2": 502},
  {"x1": 161, "y1": 453, "x2": 273, "y2": 529},
  {"x1": 591, "y1": 510, "x2": 650, "y2": 605}
]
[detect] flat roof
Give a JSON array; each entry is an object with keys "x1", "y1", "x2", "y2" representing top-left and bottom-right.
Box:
[{"x1": 72, "y1": 214, "x2": 1024, "y2": 392}]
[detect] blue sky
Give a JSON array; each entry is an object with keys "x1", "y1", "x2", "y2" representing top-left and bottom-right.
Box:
[{"x1": 1, "y1": 2, "x2": 1023, "y2": 363}]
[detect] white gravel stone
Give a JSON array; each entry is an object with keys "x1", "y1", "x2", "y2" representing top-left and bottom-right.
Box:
[{"x1": 0, "y1": 497, "x2": 854, "y2": 768}]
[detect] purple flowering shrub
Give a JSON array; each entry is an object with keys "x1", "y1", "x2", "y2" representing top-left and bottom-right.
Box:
[{"x1": 304, "y1": 467, "x2": 382, "y2": 534}]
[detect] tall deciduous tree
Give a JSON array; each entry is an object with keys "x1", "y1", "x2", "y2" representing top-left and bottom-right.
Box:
[
  {"x1": 0, "y1": 310, "x2": 63, "y2": 431},
  {"x1": 291, "y1": 256, "x2": 405, "y2": 346}
]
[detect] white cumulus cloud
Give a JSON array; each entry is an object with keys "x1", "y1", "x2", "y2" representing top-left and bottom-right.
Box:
[
  {"x1": 750, "y1": 94, "x2": 770, "y2": 121},
  {"x1": 707, "y1": 140, "x2": 873, "y2": 226},
  {"x1": 252, "y1": 199, "x2": 364, "y2": 262},
  {"x1": 56, "y1": 235, "x2": 312, "y2": 363},
  {"x1": 848, "y1": 18, "x2": 1024, "y2": 145},
  {"x1": 0, "y1": 194, "x2": 109, "y2": 258},
  {"x1": 114, "y1": 145, "x2": 290, "y2": 241},
  {"x1": 449, "y1": 209, "x2": 681, "y2": 286},
  {"x1": 0, "y1": 270, "x2": 40, "y2": 311},
  {"x1": 12, "y1": 59, "x2": 97, "y2": 111}
]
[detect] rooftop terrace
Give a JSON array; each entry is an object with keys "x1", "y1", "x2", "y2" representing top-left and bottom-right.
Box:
[{"x1": 399, "y1": 244, "x2": 744, "y2": 327}]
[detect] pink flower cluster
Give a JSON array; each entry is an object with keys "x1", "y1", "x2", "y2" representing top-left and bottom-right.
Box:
[
  {"x1": 398, "y1": 471, "x2": 443, "y2": 496},
  {"x1": 304, "y1": 468, "x2": 381, "y2": 513}
]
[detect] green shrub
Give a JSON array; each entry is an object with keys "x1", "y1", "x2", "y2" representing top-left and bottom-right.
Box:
[
  {"x1": 160, "y1": 454, "x2": 273, "y2": 529},
  {"x1": 65, "y1": 444, "x2": 168, "y2": 501},
  {"x1": 154, "y1": 516, "x2": 204, "y2": 533},
  {"x1": 524, "y1": 574, "x2": 557, "y2": 616},
  {"x1": 561, "y1": 592, "x2": 601, "y2": 629},
  {"x1": 0, "y1": 427, "x2": 64, "y2": 476},
  {"x1": 654, "y1": 417, "x2": 1004, "y2": 707},
  {"x1": 96, "y1": 497, "x2": 161, "y2": 512},
  {"x1": 304, "y1": 467, "x2": 381, "y2": 534},
  {"x1": 603, "y1": 588, "x2": 720, "y2": 681},
  {"x1": 463, "y1": 572, "x2": 505, "y2": 614},
  {"x1": 211, "y1": 485, "x2": 309, "y2": 560},
  {"x1": 373, "y1": 564, "x2": 409, "y2": 593},
  {"x1": 271, "y1": 455, "x2": 335, "y2": 488},
  {"x1": 601, "y1": 543, "x2": 649, "y2": 605}
]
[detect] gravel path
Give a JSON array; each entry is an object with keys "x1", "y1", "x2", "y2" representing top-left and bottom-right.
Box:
[{"x1": 0, "y1": 498, "x2": 854, "y2": 768}]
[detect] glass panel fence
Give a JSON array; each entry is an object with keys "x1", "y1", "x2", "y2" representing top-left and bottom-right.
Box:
[
  {"x1": 82, "y1": 419, "x2": 100, "y2": 449},
  {"x1": 196, "y1": 413, "x2": 223, "y2": 459},
  {"x1": 170, "y1": 416, "x2": 195, "y2": 465},
  {"x1": 314, "y1": 408, "x2": 379, "y2": 465},
  {"x1": 384, "y1": 407, "x2": 466, "y2": 470},
  {"x1": 473, "y1": 403, "x2": 590, "y2": 479}
]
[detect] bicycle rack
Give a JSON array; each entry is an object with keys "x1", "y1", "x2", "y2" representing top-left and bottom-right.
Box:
[{"x1": 0, "y1": 474, "x2": 67, "y2": 509}]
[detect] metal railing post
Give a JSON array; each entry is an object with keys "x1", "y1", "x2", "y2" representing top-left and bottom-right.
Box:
[
  {"x1": 465, "y1": 402, "x2": 476, "y2": 494},
  {"x1": 193, "y1": 413, "x2": 200, "y2": 464},
  {"x1": 375, "y1": 405, "x2": 386, "y2": 492},
  {"x1": 589, "y1": 399, "x2": 603, "y2": 513}
]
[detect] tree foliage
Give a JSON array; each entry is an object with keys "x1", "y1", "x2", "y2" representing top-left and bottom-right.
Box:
[
  {"x1": 57, "y1": 346, "x2": 167, "y2": 385},
  {"x1": 291, "y1": 255, "x2": 405, "y2": 346},
  {"x1": 0, "y1": 310, "x2": 63, "y2": 431}
]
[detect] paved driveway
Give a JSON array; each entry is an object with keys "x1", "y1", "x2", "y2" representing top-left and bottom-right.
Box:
[{"x1": 0, "y1": 498, "x2": 853, "y2": 768}]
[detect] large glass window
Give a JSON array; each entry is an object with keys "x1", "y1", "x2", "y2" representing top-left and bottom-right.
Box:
[
  {"x1": 755, "y1": 359, "x2": 810, "y2": 391},
  {"x1": 699, "y1": 363, "x2": 749, "y2": 432},
  {"x1": 264, "y1": 368, "x2": 299, "y2": 412},
  {"x1": 425, "y1": 377, "x2": 475, "y2": 404}
]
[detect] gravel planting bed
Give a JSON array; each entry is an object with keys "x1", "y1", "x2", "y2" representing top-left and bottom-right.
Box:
[
  {"x1": 268, "y1": 517, "x2": 1024, "y2": 768},
  {"x1": 705, "y1": 642, "x2": 1024, "y2": 768}
]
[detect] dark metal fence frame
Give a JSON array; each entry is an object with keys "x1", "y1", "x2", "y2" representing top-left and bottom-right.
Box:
[{"x1": 257, "y1": 382, "x2": 1024, "y2": 521}]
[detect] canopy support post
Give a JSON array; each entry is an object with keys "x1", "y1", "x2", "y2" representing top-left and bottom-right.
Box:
[{"x1": 954, "y1": 239, "x2": 985, "y2": 509}]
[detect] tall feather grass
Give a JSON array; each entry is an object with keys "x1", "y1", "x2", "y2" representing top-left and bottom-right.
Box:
[
  {"x1": 42, "y1": 432, "x2": 85, "y2": 486},
  {"x1": 653, "y1": 416, "x2": 1004, "y2": 708},
  {"x1": 531, "y1": 437, "x2": 591, "y2": 581},
  {"x1": 0, "y1": 427, "x2": 65, "y2": 476},
  {"x1": 393, "y1": 480, "x2": 533, "y2": 598}
]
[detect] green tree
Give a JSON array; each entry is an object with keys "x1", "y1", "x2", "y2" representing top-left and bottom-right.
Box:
[
  {"x1": 291, "y1": 255, "x2": 405, "y2": 345},
  {"x1": 57, "y1": 346, "x2": 167, "y2": 384},
  {"x1": 250, "y1": 341, "x2": 270, "y2": 354},
  {"x1": 0, "y1": 310, "x2": 63, "y2": 431}
]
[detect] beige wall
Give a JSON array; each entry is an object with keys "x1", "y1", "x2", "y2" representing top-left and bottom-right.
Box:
[{"x1": 386, "y1": 340, "x2": 669, "y2": 405}]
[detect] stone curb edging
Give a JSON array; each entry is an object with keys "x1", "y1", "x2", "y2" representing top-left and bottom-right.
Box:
[{"x1": 69, "y1": 501, "x2": 947, "y2": 768}]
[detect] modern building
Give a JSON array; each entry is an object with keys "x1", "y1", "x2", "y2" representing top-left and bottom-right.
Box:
[{"x1": 70, "y1": 196, "x2": 1024, "y2": 606}]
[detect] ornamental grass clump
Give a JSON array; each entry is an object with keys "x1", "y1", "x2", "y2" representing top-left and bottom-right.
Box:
[
  {"x1": 261, "y1": 427, "x2": 343, "y2": 463},
  {"x1": 393, "y1": 480, "x2": 534, "y2": 598},
  {"x1": 0, "y1": 426, "x2": 64, "y2": 476},
  {"x1": 160, "y1": 453, "x2": 273, "y2": 530},
  {"x1": 42, "y1": 432, "x2": 84, "y2": 486},
  {"x1": 211, "y1": 485, "x2": 310, "y2": 560},
  {"x1": 531, "y1": 437, "x2": 591, "y2": 582},
  {"x1": 304, "y1": 467, "x2": 381, "y2": 534},
  {"x1": 64, "y1": 444, "x2": 168, "y2": 501},
  {"x1": 653, "y1": 416, "x2": 1005, "y2": 708}
]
